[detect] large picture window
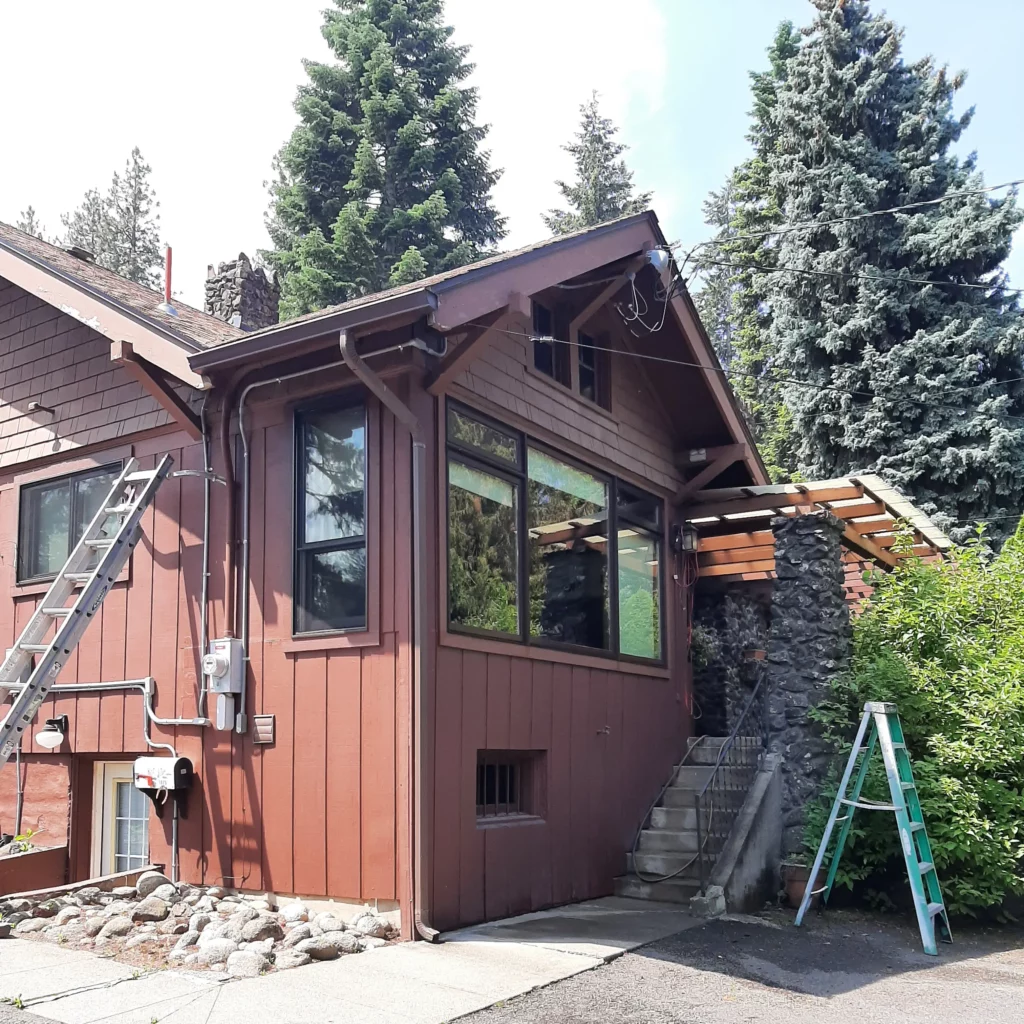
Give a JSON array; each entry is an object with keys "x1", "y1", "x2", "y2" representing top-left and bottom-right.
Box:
[
  {"x1": 17, "y1": 464, "x2": 121, "y2": 583},
  {"x1": 446, "y1": 402, "x2": 664, "y2": 660},
  {"x1": 294, "y1": 404, "x2": 367, "y2": 634}
]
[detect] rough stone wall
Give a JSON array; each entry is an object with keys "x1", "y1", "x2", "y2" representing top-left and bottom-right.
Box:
[
  {"x1": 204, "y1": 254, "x2": 279, "y2": 331},
  {"x1": 766, "y1": 512, "x2": 851, "y2": 857},
  {"x1": 692, "y1": 587, "x2": 771, "y2": 736}
]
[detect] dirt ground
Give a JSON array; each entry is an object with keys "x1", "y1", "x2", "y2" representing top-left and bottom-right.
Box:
[{"x1": 466, "y1": 906, "x2": 1024, "y2": 1023}]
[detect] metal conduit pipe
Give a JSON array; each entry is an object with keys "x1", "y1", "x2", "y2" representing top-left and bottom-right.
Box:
[
  {"x1": 235, "y1": 338, "x2": 438, "y2": 735},
  {"x1": 339, "y1": 330, "x2": 439, "y2": 943},
  {"x1": 198, "y1": 398, "x2": 212, "y2": 718}
]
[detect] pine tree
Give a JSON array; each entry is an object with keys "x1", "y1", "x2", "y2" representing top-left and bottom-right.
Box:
[
  {"x1": 267, "y1": 0, "x2": 505, "y2": 319},
  {"x1": 762, "y1": 0, "x2": 1024, "y2": 538},
  {"x1": 15, "y1": 206, "x2": 47, "y2": 240},
  {"x1": 61, "y1": 148, "x2": 162, "y2": 287},
  {"x1": 694, "y1": 21, "x2": 801, "y2": 481},
  {"x1": 543, "y1": 92, "x2": 652, "y2": 235}
]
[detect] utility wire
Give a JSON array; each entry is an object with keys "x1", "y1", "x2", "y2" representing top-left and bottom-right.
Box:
[
  {"x1": 469, "y1": 321, "x2": 1024, "y2": 414},
  {"x1": 681, "y1": 178, "x2": 1024, "y2": 254},
  {"x1": 694, "y1": 256, "x2": 1024, "y2": 298}
]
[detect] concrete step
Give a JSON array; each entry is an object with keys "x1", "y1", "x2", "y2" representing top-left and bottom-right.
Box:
[
  {"x1": 627, "y1": 851, "x2": 703, "y2": 879},
  {"x1": 613, "y1": 873, "x2": 701, "y2": 904},
  {"x1": 671, "y1": 764, "x2": 753, "y2": 789},
  {"x1": 638, "y1": 828, "x2": 699, "y2": 853},
  {"x1": 686, "y1": 737, "x2": 761, "y2": 765},
  {"x1": 651, "y1": 806, "x2": 700, "y2": 830},
  {"x1": 660, "y1": 784, "x2": 747, "y2": 809}
]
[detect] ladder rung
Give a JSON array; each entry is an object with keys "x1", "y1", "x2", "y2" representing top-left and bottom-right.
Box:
[
  {"x1": 18, "y1": 644, "x2": 51, "y2": 654},
  {"x1": 64, "y1": 572, "x2": 93, "y2": 582},
  {"x1": 125, "y1": 471, "x2": 157, "y2": 483},
  {"x1": 927, "y1": 902, "x2": 945, "y2": 916},
  {"x1": 41, "y1": 607, "x2": 72, "y2": 617},
  {"x1": 83, "y1": 538, "x2": 114, "y2": 549},
  {"x1": 910, "y1": 821, "x2": 925, "y2": 833},
  {"x1": 104, "y1": 504, "x2": 133, "y2": 515},
  {"x1": 901, "y1": 781, "x2": 916, "y2": 790},
  {"x1": 918, "y1": 861, "x2": 935, "y2": 874}
]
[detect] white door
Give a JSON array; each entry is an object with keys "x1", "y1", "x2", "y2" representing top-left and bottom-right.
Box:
[{"x1": 92, "y1": 762, "x2": 149, "y2": 876}]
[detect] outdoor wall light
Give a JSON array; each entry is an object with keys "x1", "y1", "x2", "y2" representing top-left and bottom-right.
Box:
[
  {"x1": 681, "y1": 525, "x2": 700, "y2": 553},
  {"x1": 35, "y1": 715, "x2": 68, "y2": 749}
]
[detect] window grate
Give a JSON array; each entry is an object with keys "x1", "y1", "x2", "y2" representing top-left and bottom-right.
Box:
[{"x1": 476, "y1": 752, "x2": 528, "y2": 818}]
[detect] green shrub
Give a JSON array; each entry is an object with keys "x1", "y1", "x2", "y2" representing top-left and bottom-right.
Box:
[{"x1": 808, "y1": 527, "x2": 1024, "y2": 916}]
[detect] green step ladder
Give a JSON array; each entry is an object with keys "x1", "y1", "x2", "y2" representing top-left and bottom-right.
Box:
[{"x1": 795, "y1": 701, "x2": 952, "y2": 956}]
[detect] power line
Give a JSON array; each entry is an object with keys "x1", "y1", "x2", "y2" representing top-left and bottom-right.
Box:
[
  {"x1": 679, "y1": 178, "x2": 1024, "y2": 256},
  {"x1": 469, "y1": 321, "x2": 1024, "y2": 415},
  {"x1": 694, "y1": 256, "x2": 1024, "y2": 298}
]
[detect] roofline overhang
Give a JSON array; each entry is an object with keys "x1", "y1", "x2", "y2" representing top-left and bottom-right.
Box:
[
  {"x1": 0, "y1": 237, "x2": 208, "y2": 390},
  {"x1": 188, "y1": 288, "x2": 439, "y2": 373}
]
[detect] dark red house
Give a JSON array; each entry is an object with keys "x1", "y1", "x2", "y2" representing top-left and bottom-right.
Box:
[{"x1": 0, "y1": 212, "x2": 767, "y2": 935}]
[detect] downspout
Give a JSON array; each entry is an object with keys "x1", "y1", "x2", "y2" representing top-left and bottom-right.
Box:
[{"x1": 339, "y1": 329, "x2": 438, "y2": 942}]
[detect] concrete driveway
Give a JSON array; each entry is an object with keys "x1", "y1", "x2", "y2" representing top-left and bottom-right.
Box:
[
  {"x1": 466, "y1": 908, "x2": 1024, "y2": 1023},
  {"x1": 0, "y1": 897, "x2": 696, "y2": 1024}
]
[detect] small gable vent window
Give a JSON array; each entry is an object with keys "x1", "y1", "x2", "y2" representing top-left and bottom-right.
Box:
[{"x1": 531, "y1": 301, "x2": 570, "y2": 387}]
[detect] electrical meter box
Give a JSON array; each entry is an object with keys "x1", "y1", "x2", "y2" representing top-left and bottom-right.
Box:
[
  {"x1": 202, "y1": 637, "x2": 244, "y2": 695},
  {"x1": 133, "y1": 756, "x2": 193, "y2": 791}
]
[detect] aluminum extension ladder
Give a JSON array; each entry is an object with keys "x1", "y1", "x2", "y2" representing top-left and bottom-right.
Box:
[
  {"x1": 795, "y1": 701, "x2": 952, "y2": 956},
  {"x1": 0, "y1": 455, "x2": 173, "y2": 768}
]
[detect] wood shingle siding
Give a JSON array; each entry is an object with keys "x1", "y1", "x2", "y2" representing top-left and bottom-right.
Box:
[{"x1": 0, "y1": 279, "x2": 176, "y2": 467}]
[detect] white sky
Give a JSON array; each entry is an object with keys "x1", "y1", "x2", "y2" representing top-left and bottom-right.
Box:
[
  {"x1": 0, "y1": 0, "x2": 664, "y2": 308},
  {"x1": 1, "y1": 1, "x2": 1021, "y2": 309}
]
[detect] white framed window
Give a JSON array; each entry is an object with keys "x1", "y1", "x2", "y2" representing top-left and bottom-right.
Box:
[{"x1": 91, "y1": 762, "x2": 149, "y2": 876}]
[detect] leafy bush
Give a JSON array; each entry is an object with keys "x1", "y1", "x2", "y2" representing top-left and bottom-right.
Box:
[{"x1": 808, "y1": 527, "x2": 1024, "y2": 915}]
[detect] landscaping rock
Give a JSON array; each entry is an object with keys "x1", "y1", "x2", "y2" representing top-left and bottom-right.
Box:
[
  {"x1": 159, "y1": 919, "x2": 189, "y2": 935},
  {"x1": 191, "y1": 895, "x2": 217, "y2": 914},
  {"x1": 359, "y1": 936, "x2": 388, "y2": 951},
  {"x1": 226, "y1": 950, "x2": 268, "y2": 978},
  {"x1": 240, "y1": 937, "x2": 274, "y2": 955},
  {"x1": 131, "y1": 897, "x2": 170, "y2": 923},
  {"x1": 241, "y1": 916, "x2": 283, "y2": 943},
  {"x1": 313, "y1": 912, "x2": 345, "y2": 934},
  {"x1": 136, "y1": 872, "x2": 171, "y2": 897},
  {"x1": 54, "y1": 905, "x2": 82, "y2": 926},
  {"x1": 125, "y1": 933, "x2": 160, "y2": 949},
  {"x1": 2, "y1": 898, "x2": 32, "y2": 915},
  {"x1": 15, "y1": 918, "x2": 49, "y2": 934},
  {"x1": 0, "y1": 923, "x2": 11, "y2": 940},
  {"x1": 280, "y1": 902, "x2": 309, "y2": 924},
  {"x1": 272, "y1": 949, "x2": 311, "y2": 970},
  {"x1": 83, "y1": 917, "x2": 106, "y2": 937},
  {"x1": 205, "y1": 886, "x2": 228, "y2": 899},
  {"x1": 168, "y1": 946, "x2": 195, "y2": 963},
  {"x1": 230, "y1": 903, "x2": 259, "y2": 923},
  {"x1": 99, "y1": 916, "x2": 134, "y2": 939},
  {"x1": 195, "y1": 938, "x2": 238, "y2": 965},
  {"x1": 175, "y1": 930, "x2": 200, "y2": 949},
  {"x1": 349, "y1": 912, "x2": 389, "y2": 938},
  {"x1": 105, "y1": 900, "x2": 134, "y2": 917},
  {"x1": 283, "y1": 923, "x2": 312, "y2": 947},
  {"x1": 111, "y1": 885, "x2": 138, "y2": 898},
  {"x1": 32, "y1": 900, "x2": 60, "y2": 918},
  {"x1": 335, "y1": 931, "x2": 361, "y2": 954},
  {"x1": 170, "y1": 901, "x2": 189, "y2": 917},
  {"x1": 294, "y1": 935, "x2": 343, "y2": 960},
  {"x1": 76, "y1": 887, "x2": 103, "y2": 904},
  {"x1": 198, "y1": 921, "x2": 231, "y2": 946},
  {"x1": 189, "y1": 912, "x2": 212, "y2": 933}
]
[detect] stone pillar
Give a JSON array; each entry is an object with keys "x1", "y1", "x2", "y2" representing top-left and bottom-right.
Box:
[
  {"x1": 766, "y1": 511, "x2": 850, "y2": 857},
  {"x1": 204, "y1": 253, "x2": 280, "y2": 331}
]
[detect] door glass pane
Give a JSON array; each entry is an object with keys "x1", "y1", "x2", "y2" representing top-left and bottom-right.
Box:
[
  {"x1": 447, "y1": 407, "x2": 519, "y2": 466},
  {"x1": 448, "y1": 460, "x2": 519, "y2": 634},
  {"x1": 116, "y1": 780, "x2": 130, "y2": 817},
  {"x1": 296, "y1": 547, "x2": 367, "y2": 632},
  {"x1": 617, "y1": 528, "x2": 661, "y2": 659},
  {"x1": 527, "y1": 449, "x2": 609, "y2": 649},
  {"x1": 303, "y1": 408, "x2": 365, "y2": 543}
]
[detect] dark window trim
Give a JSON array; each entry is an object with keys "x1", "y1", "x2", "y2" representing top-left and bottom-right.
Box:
[
  {"x1": 16, "y1": 461, "x2": 123, "y2": 585},
  {"x1": 292, "y1": 399, "x2": 369, "y2": 637},
  {"x1": 445, "y1": 399, "x2": 665, "y2": 663}
]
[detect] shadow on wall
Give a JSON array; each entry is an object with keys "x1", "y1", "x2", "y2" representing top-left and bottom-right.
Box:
[{"x1": 691, "y1": 584, "x2": 771, "y2": 737}]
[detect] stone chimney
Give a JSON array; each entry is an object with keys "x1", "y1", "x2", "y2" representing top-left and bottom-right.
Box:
[{"x1": 204, "y1": 253, "x2": 280, "y2": 331}]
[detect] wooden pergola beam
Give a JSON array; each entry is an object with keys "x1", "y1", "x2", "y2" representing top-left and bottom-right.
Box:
[
  {"x1": 686, "y1": 483, "x2": 864, "y2": 519},
  {"x1": 698, "y1": 545, "x2": 776, "y2": 567},
  {"x1": 110, "y1": 340, "x2": 202, "y2": 440},
  {"x1": 697, "y1": 529, "x2": 775, "y2": 552},
  {"x1": 842, "y1": 524, "x2": 897, "y2": 567},
  {"x1": 700, "y1": 558, "x2": 776, "y2": 577}
]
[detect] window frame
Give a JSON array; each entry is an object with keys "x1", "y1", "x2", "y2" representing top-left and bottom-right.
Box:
[
  {"x1": 292, "y1": 400, "x2": 370, "y2": 637},
  {"x1": 444, "y1": 399, "x2": 666, "y2": 664},
  {"x1": 16, "y1": 462, "x2": 123, "y2": 585}
]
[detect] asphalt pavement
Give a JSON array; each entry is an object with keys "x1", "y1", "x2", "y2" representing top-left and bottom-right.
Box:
[{"x1": 465, "y1": 908, "x2": 1024, "y2": 1023}]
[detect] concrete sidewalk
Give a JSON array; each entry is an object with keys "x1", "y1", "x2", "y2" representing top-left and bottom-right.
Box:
[{"x1": 0, "y1": 897, "x2": 697, "y2": 1024}]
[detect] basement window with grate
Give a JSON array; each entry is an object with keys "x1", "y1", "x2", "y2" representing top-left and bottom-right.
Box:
[{"x1": 476, "y1": 750, "x2": 545, "y2": 823}]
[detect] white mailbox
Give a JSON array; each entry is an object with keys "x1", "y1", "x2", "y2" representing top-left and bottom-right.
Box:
[{"x1": 133, "y1": 755, "x2": 193, "y2": 792}]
